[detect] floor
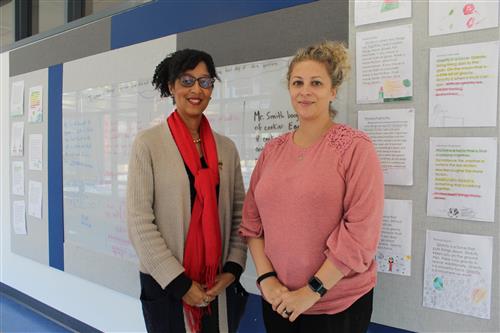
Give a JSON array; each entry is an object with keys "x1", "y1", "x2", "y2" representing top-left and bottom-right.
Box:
[
  {"x1": 0, "y1": 292, "x2": 412, "y2": 333},
  {"x1": 0, "y1": 293, "x2": 72, "y2": 332}
]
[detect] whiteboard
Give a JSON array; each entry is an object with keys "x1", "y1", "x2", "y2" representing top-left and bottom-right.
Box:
[
  {"x1": 63, "y1": 78, "x2": 172, "y2": 262},
  {"x1": 207, "y1": 56, "x2": 348, "y2": 188},
  {"x1": 62, "y1": 34, "x2": 176, "y2": 295},
  {"x1": 62, "y1": 37, "x2": 348, "y2": 295}
]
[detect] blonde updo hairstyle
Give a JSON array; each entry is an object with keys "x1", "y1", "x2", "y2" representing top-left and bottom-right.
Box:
[{"x1": 287, "y1": 41, "x2": 350, "y2": 117}]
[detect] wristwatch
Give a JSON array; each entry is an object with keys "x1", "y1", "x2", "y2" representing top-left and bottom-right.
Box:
[{"x1": 308, "y1": 276, "x2": 327, "y2": 297}]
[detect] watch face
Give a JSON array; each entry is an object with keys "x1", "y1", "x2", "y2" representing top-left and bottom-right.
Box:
[{"x1": 309, "y1": 277, "x2": 322, "y2": 291}]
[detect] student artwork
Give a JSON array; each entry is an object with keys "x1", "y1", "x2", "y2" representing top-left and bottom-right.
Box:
[
  {"x1": 358, "y1": 108, "x2": 414, "y2": 185},
  {"x1": 28, "y1": 180, "x2": 42, "y2": 219},
  {"x1": 12, "y1": 200, "x2": 27, "y2": 235},
  {"x1": 28, "y1": 85, "x2": 43, "y2": 123},
  {"x1": 429, "y1": 0, "x2": 499, "y2": 36},
  {"x1": 423, "y1": 230, "x2": 493, "y2": 319},
  {"x1": 10, "y1": 81, "x2": 24, "y2": 116},
  {"x1": 427, "y1": 137, "x2": 497, "y2": 222},
  {"x1": 429, "y1": 41, "x2": 499, "y2": 127},
  {"x1": 376, "y1": 199, "x2": 412, "y2": 276},
  {"x1": 387, "y1": 257, "x2": 395, "y2": 271},
  {"x1": 11, "y1": 161, "x2": 25, "y2": 196},
  {"x1": 356, "y1": 24, "x2": 413, "y2": 104},
  {"x1": 10, "y1": 122, "x2": 24, "y2": 157},
  {"x1": 29, "y1": 134, "x2": 43, "y2": 171},
  {"x1": 354, "y1": 0, "x2": 412, "y2": 26}
]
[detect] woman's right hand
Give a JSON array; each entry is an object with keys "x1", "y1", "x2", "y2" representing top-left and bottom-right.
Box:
[
  {"x1": 260, "y1": 276, "x2": 288, "y2": 306},
  {"x1": 182, "y1": 281, "x2": 212, "y2": 307}
]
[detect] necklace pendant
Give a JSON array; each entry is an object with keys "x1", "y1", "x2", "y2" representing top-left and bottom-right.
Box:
[{"x1": 193, "y1": 138, "x2": 201, "y2": 144}]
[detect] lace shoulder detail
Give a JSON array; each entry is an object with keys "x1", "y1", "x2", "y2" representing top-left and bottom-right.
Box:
[{"x1": 327, "y1": 124, "x2": 371, "y2": 156}]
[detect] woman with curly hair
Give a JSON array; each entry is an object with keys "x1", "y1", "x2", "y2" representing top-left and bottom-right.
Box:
[
  {"x1": 127, "y1": 49, "x2": 247, "y2": 333},
  {"x1": 239, "y1": 41, "x2": 384, "y2": 333}
]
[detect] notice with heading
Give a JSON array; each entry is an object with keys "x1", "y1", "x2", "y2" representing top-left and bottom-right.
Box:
[
  {"x1": 427, "y1": 137, "x2": 497, "y2": 222},
  {"x1": 429, "y1": 41, "x2": 499, "y2": 127},
  {"x1": 358, "y1": 108, "x2": 414, "y2": 185}
]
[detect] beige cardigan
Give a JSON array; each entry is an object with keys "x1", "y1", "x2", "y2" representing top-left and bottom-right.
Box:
[{"x1": 127, "y1": 122, "x2": 247, "y2": 332}]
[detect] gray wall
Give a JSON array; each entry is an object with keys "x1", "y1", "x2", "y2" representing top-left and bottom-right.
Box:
[
  {"x1": 178, "y1": 0, "x2": 348, "y2": 66},
  {"x1": 10, "y1": 19, "x2": 111, "y2": 76},
  {"x1": 11, "y1": 1, "x2": 348, "y2": 76}
]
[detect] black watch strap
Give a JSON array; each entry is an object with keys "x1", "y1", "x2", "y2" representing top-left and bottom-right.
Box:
[
  {"x1": 308, "y1": 276, "x2": 327, "y2": 297},
  {"x1": 257, "y1": 271, "x2": 277, "y2": 285}
]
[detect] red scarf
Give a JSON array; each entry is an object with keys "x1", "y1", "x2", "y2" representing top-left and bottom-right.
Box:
[{"x1": 167, "y1": 111, "x2": 222, "y2": 333}]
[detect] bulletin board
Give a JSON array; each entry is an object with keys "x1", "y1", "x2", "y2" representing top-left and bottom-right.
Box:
[
  {"x1": 61, "y1": 35, "x2": 176, "y2": 296},
  {"x1": 9, "y1": 68, "x2": 49, "y2": 266},
  {"x1": 349, "y1": 1, "x2": 499, "y2": 332}
]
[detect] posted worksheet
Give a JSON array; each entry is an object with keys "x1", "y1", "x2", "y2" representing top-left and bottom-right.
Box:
[
  {"x1": 429, "y1": 41, "x2": 499, "y2": 127},
  {"x1": 12, "y1": 161, "x2": 25, "y2": 196},
  {"x1": 10, "y1": 80, "x2": 24, "y2": 116},
  {"x1": 429, "y1": 0, "x2": 499, "y2": 36},
  {"x1": 377, "y1": 199, "x2": 412, "y2": 276},
  {"x1": 29, "y1": 134, "x2": 43, "y2": 171},
  {"x1": 28, "y1": 180, "x2": 42, "y2": 219},
  {"x1": 12, "y1": 200, "x2": 27, "y2": 235},
  {"x1": 10, "y1": 122, "x2": 24, "y2": 157},
  {"x1": 28, "y1": 85, "x2": 43, "y2": 123},
  {"x1": 427, "y1": 137, "x2": 497, "y2": 222},
  {"x1": 355, "y1": 0, "x2": 412, "y2": 26},
  {"x1": 423, "y1": 230, "x2": 493, "y2": 319},
  {"x1": 356, "y1": 24, "x2": 413, "y2": 104},
  {"x1": 358, "y1": 108, "x2": 414, "y2": 185}
]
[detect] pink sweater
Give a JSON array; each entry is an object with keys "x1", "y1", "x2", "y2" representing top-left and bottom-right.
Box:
[{"x1": 239, "y1": 124, "x2": 384, "y2": 315}]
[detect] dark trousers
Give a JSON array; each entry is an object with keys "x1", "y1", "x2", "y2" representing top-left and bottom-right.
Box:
[
  {"x1": 139, "y1": 272, "x2": 247, "y2": 333},
  {"x1": 262, "y1": 289, "x2": 373, "y2": 333}
]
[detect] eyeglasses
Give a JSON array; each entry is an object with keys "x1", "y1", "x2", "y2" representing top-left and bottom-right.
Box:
[{"x1": 178, "y1": 74, "x2": 215, "y2": 89}]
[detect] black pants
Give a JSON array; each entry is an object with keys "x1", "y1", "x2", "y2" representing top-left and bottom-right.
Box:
[
  {"x1": 262, "y1": 289, "x2": 373, "y2": 333},
  {"x1": 139, "y1": 272, "x2": 248, "y2": 333}
]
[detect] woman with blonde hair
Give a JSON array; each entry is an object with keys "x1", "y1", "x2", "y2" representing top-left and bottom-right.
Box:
[{"x1": 239, "y1": 41, "x2": 384, "y2": 333}]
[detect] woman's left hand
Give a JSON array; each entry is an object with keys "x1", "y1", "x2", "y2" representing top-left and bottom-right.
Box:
[
  {"x1": 274, "y1": 286, "x2": 321, "y2": 322},
  {"x1": 205, "y1": 272, "x2": 236, "y2": 298}
]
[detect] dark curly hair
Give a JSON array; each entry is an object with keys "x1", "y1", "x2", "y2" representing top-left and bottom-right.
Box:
[{"x1": 152, "y1": 49, "x2": 219, "y2": 98}]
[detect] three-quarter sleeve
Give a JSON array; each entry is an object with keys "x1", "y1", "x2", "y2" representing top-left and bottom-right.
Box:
[
  {"x1": 127, "y1": 137, "x2": 185, "y2": 288},
  {"x1": 325, "y1": 138, "x2": 384, "y2": 276},
  {"x1": 239, "y1": 149, "x2": 267, "y2": 239}
]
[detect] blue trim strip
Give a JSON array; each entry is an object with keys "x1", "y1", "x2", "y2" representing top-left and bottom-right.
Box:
[
  {"x1": 48, "y1": 64, "x2": 64, "y2": 270},
  {"x1": 1, "y1": 282, "x2": 101, "y2": 332},
  {"x1": 111, "y1": 0, "x2": 316, "y2": 49}
]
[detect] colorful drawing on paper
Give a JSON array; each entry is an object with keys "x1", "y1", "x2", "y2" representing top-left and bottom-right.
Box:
[
  {"x1": 429, "y1": 1, "x2": 499, "y2": 36},
  {"x1": 355, "y1": 0, "x2": 411, "y2": 26}
]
